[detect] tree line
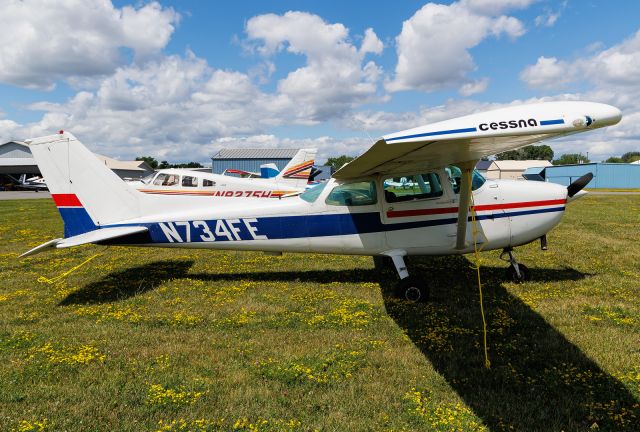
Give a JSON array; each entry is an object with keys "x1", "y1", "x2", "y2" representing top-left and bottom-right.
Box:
[
  {"x1": 135, "y1": 156, "x2": 203, "y2": 169},
  {"x1": 323, "y1": 147, "x2": 639, "y2": 170}
]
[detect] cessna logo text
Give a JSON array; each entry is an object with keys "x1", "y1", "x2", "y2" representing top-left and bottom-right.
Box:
[{"x1": 479, "y1": 119, "x2": 538, "y2": 131}]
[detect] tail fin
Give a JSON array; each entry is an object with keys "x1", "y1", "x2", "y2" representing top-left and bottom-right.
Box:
[
  {"x1": 276, "y1": 148, "x2": 317, "y2": 188},
  {"x1": 27, "y1": 132, "x2": 141, "y2": 237},
  {"x1": 19, "y1": 174, "x2": 26, "y2": 184}
]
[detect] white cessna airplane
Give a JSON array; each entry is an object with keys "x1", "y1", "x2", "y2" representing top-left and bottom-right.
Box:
[
  {"x1": 10, "y1": 174, "x2": 48, "y2": 191},
  {"x1": 128, "y1": 149, "x2": 317, "y2": 198},
  {"x1": 20, "y1": 101, "x2": 621, "y2": 302}
]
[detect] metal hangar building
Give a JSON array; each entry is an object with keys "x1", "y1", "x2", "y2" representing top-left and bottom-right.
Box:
[
  {"x1": 0, "y1": 141, "x2": 154, "y2": 180},
  {"x1": 523, "y1": 163, "x2": 640, "y2": 189},
  {"x1": 211, "y1": 148, "x2": 302, "y2": 175}
]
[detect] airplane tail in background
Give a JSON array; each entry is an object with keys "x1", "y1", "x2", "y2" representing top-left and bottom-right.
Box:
[
  {"x1": 27, "y1": 132, "x2": 142, "y2": 237},
  {"x1": 276, "y1": 148, "x2": 317, "y2": 188}
]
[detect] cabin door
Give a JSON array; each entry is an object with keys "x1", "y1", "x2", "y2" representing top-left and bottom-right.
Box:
[{"x1": 380, "y1": 170, "x2": 457, "y2": 251}]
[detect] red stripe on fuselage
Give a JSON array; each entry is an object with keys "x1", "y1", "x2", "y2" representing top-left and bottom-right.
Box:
[
  {"x1": 386, "y1": 198, "x2": 566, "y2": 218},
  {"x1": 52, "y1": 194, "x2": 82, "y2": 207}
]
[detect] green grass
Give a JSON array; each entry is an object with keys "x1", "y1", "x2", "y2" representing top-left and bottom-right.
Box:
[
  {"x1": 1, "y1": 196, "x2": 639, "y2": 431},
  {"x1": 584, "y1": 188, "x2": 640, "y2": 192}
]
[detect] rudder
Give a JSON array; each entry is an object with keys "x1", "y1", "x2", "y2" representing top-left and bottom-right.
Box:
[{"x1": 276, "y1": 148, "x2": 317, "y2": 188}]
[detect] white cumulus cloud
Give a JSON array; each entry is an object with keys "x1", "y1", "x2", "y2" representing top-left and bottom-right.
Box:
[
  {"x1": 386, "y1": 1, "x2": 528, "y2": 92},
  {"x1": 521, "y1": 30, "x2": 640, "y2": 90},
  {"x1": 459, "y1": 78, "x2": 490, "y2": 96},
  {"x1": 245, "y1": 11, "x2": 384, "y2": 121},
  {"x1": 0, "y1": 0, "x2": 179, "y2": 90},
  {"x1": 520, "y1": 56, "x2": 575, "y2": 89}
]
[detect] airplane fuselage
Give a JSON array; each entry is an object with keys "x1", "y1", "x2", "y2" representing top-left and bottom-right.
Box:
[
  {"x1": 80, "y1": 170, "x2": 567, "y2": 256},
  {"x1": 127, "y1": 169, "x2": 299, "y2": 198}
]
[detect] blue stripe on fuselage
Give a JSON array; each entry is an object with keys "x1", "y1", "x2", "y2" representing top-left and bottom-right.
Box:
[{"x1": 126, "y1": 206, "x2": 566, "y2": 244}]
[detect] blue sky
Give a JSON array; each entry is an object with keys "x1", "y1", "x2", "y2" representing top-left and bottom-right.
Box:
[{"x1": 0, "y1": 0, "x2": 638, "y2": 162}]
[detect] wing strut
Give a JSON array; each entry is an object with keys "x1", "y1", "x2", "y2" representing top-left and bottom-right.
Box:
[{"x1": 455, "y1": 161, "x2": 476, "y2": 250}]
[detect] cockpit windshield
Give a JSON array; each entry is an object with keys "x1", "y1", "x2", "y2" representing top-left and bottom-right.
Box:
[{"x1": 300, "y1": 182, "x2": 328, "y2": 203}]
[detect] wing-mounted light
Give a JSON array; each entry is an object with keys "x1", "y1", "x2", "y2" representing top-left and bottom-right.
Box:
[{"x1": 572, "y1": 116, "x2": 595, "y2": 129}]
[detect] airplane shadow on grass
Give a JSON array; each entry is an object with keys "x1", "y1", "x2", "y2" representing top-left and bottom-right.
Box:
[
  {"x1": 59, "y1": 260, "x2": 195, "y2": 305},
  {"x1": 378, "y1": 255, "x2": 640, "y2": 431},
  {"x1": 58, "y1": 256, "x2": 639, "y2": 430},
  {"x1": 58, "y1": 260, "x2": 376, "y2": 306}
]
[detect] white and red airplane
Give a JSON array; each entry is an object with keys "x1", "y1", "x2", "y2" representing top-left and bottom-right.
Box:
[
  {"x1": 20, "y1": 101, "x2": 621, "y2": 302},
  {"x1": 127, "y1": 148, "x2": 317, "y2": 198}
]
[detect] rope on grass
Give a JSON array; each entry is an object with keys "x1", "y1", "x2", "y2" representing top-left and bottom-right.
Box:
[{"x1": 38, "y1": 252, "x2": 104, "y2": 284}]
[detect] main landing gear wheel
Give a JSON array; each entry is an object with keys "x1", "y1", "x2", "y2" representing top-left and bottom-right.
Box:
[
  {"x1": 381, "y1": 251, "x2": 430, "y2": 303},
  {"x1": 501, "y1": 248, "x2": 530, "y2": 283},
  {"x1": 506, "y1": 263, "x2": 529, "y2": 283},
  {"x1": 397, "y1": 277, "x2": 429, "y2": 303}
]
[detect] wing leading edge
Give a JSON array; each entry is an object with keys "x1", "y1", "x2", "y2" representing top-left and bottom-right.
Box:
[{"x1": 334, "y1": 101, "x2": 621, "y2": 180}]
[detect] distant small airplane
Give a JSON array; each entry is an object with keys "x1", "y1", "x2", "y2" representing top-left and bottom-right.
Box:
[
  {"x1": 10, "y1": 174, "x2": 48, "y2": 191},
  {"x1": 127, "y1": 149, "x2": 317, "y2": 198},
  {"x1": 20, "y1": 101, "x2": 621, "y2": 302}
]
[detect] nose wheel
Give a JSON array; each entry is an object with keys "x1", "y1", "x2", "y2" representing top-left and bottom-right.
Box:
[{"x1": 501, "y1": 248, "x2": 529, "y2": 283}]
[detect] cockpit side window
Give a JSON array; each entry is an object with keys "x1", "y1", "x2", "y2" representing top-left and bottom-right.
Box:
[
  {"x1": 163, "y1": 174, "x2": 179, "y2": 186},
  {"x1": 153, "y1": 174, "x2": 179, "y2": 186},
  {"x1": 153, "y1": 174, "x2": 167, "y2": 186},
  {"x1": 182, "y1": 176, "x2": 198, "y2": 187}
]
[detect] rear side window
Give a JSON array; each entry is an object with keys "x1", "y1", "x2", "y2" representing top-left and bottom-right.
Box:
[
  {"x1": 383, "y1": 173, "x2": 443, "y2": 202},
  {"x1": 203, "y1": 179, "x2": 215, "y2": 187},
  {"x1": 182, "y1": 176, "x2": 198, "y2": 187},
  {"x1": 325, "y1": 181, "x2": 377, "y2": 206}
]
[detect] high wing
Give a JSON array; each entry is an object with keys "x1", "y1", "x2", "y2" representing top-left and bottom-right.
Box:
[
  {"x1": 334, "y1": 101, "x2": 621, "y2": 180},
  {"x1": 334, "y1": 101, "x2": 621, "y2": 250}
]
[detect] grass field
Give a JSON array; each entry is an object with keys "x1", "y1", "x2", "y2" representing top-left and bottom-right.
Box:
[{"x1": 1, "y1": 196, "x2": 639, "y2": 431}]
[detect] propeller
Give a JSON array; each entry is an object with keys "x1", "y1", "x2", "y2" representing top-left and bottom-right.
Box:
[{"x1": 567, "y1": 172, "x2": 593, "y2": 198}]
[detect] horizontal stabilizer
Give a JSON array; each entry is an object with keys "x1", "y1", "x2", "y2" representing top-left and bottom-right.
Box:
[
  {"x1": 19, "y1": 239, "x2": 62, "y2": 258},
  {"x1": 20, "y1": 226, "x2": 148, "y2": 258},
  {"x1": 56, "y1": 226, "x2": 148, "y2": 248}
]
